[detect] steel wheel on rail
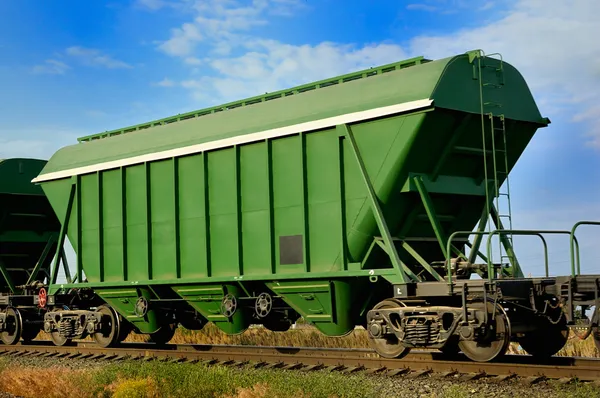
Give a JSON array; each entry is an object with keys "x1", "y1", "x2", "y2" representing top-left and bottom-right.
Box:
[
  {"x1": 149, "y1": 323, "x2": 176, "y2": 345},
  {"x1": 438, "y1": 335, "x2": 461, "y2": 357},
  {"x1": 93, "y1": 305, "x2": 121, "y2": 348},
  {"x1": 592, "y1": 326, "x2": 600, "y2": 353},
  {"x1": 368, "y1": 299, "x2": 411, "y2": 359},
  {"x1": 458, "y1": 301, "x2": 511, "y2": 362},
  {"x1": 21, "y1": 325, "x2": 41, "y2": 343},
  {"x1": 50, "y1": 331, "x2": 71, "y2": 346},
  {"x1": 1, "y1": 308, "x2": 23, "y2": 345},
  {"x1": 518, "y1": 304, "x2": 568, "y2": 358}
]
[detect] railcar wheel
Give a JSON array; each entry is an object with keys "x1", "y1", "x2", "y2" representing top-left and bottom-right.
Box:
[
  {"x1": 593, "y1": 327, "x2": 600, "y2": 353},
  {"x1": 118, "y1": 318, "x2": 133, "y2": 342},
  {"x1": 439, "y1": 336, "x2": 461, "y2": 356},
  {"x1": 93, "y1": 305, "x2": 121, "y2": 348},
  {"x1": 21, "y1": 325, "x2": 41, "y2": 343},
  {"x1": 368, "y1": 299, "x2": 410, "y2": 359},
  {"x1": 1, "y1": 308, "x2": 22, "y2": 345},
  {"x1": 50, "y1": 331, "x2": 71, "y2": 346},
  {"x1": 458, "y1": 301, "x2": 510, "y2": 362},
  {"x1": 518, "y1": 306, "x2": 568, "y2": 358},
  {"x1": 255, "y1": 293, "x2": 273, "y2": 318},
  {"x1": 263, "y1": 318, "x2": 293, "y2": 332},
  {"x1": 179, "y1": 317, "x2": 206, "y2": 331},
  {"x1": 149, "y1": 323, "x2": 176, "y2": 345}
]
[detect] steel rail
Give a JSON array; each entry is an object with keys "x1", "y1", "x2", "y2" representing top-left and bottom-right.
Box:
[{"x1": 0, "y1": 341, "x2": 599, "y2": 383}]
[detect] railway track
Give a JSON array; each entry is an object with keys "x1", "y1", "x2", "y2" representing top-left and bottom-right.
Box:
[{"x1": 0, "y1": 341, "x2": 598, "y2": 384}]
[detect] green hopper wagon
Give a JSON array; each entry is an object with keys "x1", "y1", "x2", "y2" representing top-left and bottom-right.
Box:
[{"x1": 29, "y1": 50, "x2": 600, "y2": 362}]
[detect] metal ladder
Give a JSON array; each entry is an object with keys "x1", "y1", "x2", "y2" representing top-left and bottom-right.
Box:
[{"x1": 475, "y1": 51, "x2": 516, "y2": 276}]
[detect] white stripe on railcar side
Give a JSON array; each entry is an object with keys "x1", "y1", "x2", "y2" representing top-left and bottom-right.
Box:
[{"x1": 32, "y1": 98, "x2": 433, "y2": 183}]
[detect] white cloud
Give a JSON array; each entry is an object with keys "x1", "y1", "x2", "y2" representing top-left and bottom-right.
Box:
[
  {"x1": 479, "y1": 1, "x2": 495, "y2": 10},
  {"x1": 152, "y1": 1, "x2": 406, "y2": 103},
  {"x1": 155, "y1": 78, "x2": 176, "y2": 87},
  {"x1": 154, "y1": 0, "x2": 304, "y2": 58},
  {"x1": 406, "y1": 4, "x2": 438, "y2": 12},
  {"x1": 406, "y1": 0, "x2": 488, "y2": 14},
  {"x1": 33, "y1": 47, "x2": 131, "y2": 74},
  {"x1": 136, "y1": 0, "x2": 170, "y2": 10},
  {"x1": 32, "y1": 59, "x2": 70, "y2": 75},
  {"x1": 576, "y1": 105, "x2": 600, "y2": 148},
  {"x1": 158, "y1": 23, "x2": 203, "y2": 56},
  {"x1": 184, "y1": 56, "x2": 203, "y2": 65},
  {"x1": 0, "y1": 128, "x2": 82, "y2": 160},
  {"x1": 0, "y1": 139, "x2": 54, "y2": 159},
  {"x1": 84, "y1": 110, "x2": 107, "y2": 118},
  {"x1": 407, "y1": 0, "x2": 600, "y2": 145},
  {"x1": 181, "y1": 41, "x2": 407, "y2": 103},
  {"x1": 152, "y1": 0, "x2": 599, "y2": 150},
  {"x1": 65, "y1": 46, "x2": 132, "y2": 69},
  {"x1": 507, "y1": 201, "x2": 600, "y2": 277}
]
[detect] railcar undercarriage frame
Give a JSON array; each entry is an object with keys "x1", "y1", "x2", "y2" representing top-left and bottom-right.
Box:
[{"x1": 365, "y1": 274, "x2": 600, "y2": 362}]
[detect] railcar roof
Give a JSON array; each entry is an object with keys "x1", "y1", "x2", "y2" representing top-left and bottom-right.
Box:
[
  {"x1": 0, "y1": 158, "x2": 47, "y2": 195},
  {"x1": 34, "y1": 50, "x2": 548, "y2": 183},
  {"x1": 77, "y1": 55, "x2": 432, "y2": 143}
]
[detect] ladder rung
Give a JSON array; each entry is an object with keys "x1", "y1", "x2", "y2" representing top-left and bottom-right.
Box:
[
  {"x1": 498, "y1": 193, "x2": 510, "y2": 197},
  {"x1": 454, "y1": 146, "x2": 492, "y2": 155}
]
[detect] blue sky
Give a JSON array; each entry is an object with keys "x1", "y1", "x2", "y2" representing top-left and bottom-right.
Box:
[{"x1": 1, "y1": 0, "x2": 599, "y2": 277}]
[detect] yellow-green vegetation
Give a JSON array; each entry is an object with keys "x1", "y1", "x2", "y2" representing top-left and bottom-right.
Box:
[{"x1": 0, "y1": 360, "x2": 388, "y2": 398}]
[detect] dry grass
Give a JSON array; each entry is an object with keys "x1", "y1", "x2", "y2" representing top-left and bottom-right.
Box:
[
  {"x1": 220, "y1": 383, "x2": 316, "y2": 398},
  {"x1": 128, "y1": 324, "x2": 599, "y2": 358},
  {"x1": 508, "y1": 331, "x2": 599, "y2": 358},
  {"x1": 34, "y1": 321, "x2": 598, "y2": 358},
  {"x1": 0, "y1": 367, "x2": 91, "y2": 398},
  {"x1": 125, "y1": 324, "x2": 371, "y2": 348}
]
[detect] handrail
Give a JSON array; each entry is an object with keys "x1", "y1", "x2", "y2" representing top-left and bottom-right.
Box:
[
  {"x1": 446, "y1": 231, "x2": 491, "y2": 291},
  {"x1": 485, "y1": 229, "x2": 581, "y2": 280},
  {"x1": 569, "y1": 221, "x2": 600, "y2": 276},
  {"x1": 446, "y1": 229, "x2": 583, "y2": 288}
]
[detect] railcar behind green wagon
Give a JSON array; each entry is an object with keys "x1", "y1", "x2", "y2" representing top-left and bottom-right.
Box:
[
  {"x1": 32, "y1": 50, "x2": 600, "y2": 362},
  {"x1": 0, "y1": 158, "x2": 60, "y2": 291},
  {"x1": 0, "y1": 158, "x2": 61, "y2": 344}
]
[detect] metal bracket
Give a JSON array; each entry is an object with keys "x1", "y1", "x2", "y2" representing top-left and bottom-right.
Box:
[
  {"x1": 0, "y1": 259, "x2": 16, "y2": 294},
  {"x1": 338, "y1": 123, "x2": 410, "y2": 283},
  {"x1": 489, "y1": 205, "x2": 522, "y2": 278},
  {"x1": 26, "y1": 233, "x2": 58, "y2": 285},
  {"x1": 51, "y1": 180, "x2": 76, "y2": 285},
  {"x1": 411, "y1": 176, "x2": 467, "y2": 275}
]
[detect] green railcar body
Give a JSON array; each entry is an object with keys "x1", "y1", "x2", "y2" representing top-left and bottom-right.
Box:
[
  {"x1": 0, "y1": 158, "x2": 60, "y2": 293},
  {"x1": 34, "y1": 51, "x2": 549, "y2": 336}
]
